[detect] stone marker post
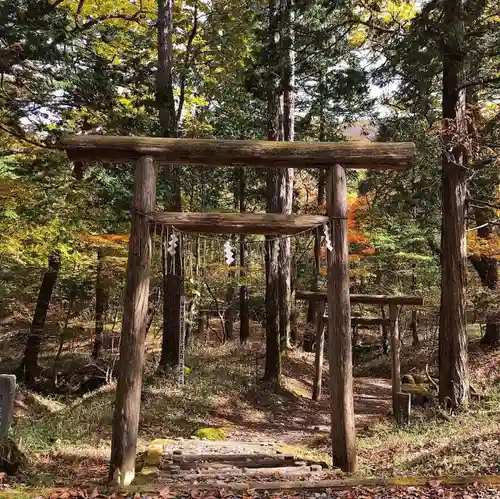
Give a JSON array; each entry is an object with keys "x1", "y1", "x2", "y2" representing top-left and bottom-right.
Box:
[{"x1": 0, "y1": 375, "x2": 16, "y2": 437}]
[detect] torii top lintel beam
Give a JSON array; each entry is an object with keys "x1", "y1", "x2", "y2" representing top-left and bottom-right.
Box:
[{"x1": 62, "y1": 135, "x2": 415, "y2": 169}]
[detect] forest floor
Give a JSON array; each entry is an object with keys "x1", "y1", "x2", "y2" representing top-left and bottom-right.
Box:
[{"x1": 0, "y1": 321, "x2": 499, "y2": 497}]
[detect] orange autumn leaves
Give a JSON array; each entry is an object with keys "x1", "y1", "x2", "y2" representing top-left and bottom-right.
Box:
[
  {"x1": 468, "y1": 231, "x2": 500, "y2": 259},
  {"x1": 318, "y1": 195, "x2": 375, "y2": 267},
  {"x1": 348, "y1": 195, "x2": 375, "y2": 259}
]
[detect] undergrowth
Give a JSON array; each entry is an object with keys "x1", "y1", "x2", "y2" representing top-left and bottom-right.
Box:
[{"x1": 2, "y1": 335, "x2": 500, "y2": 486}]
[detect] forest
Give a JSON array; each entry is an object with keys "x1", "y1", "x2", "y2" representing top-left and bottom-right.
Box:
[{"x1": 0, "y1": 0, "x2": 499, "y2": 497}]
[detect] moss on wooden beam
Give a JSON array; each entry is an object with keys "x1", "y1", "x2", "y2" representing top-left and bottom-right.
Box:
[{"x1": 62, "y1": 135, "x2": 415, "y2": 169}]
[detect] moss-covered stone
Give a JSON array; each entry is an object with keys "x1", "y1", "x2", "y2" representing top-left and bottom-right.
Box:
[
  {"x1": 140, "y1": 466, "x2": 160, "y2": 476},
  {"x1": 401, "y1": 384, "x2": 434, "y2": 397},
  {"x1": 401, "y1": 374, "x2": 416, "y2": 385},
  {"x1": 413, "y1": 374, "x2": 428, "y2": 385},
  {"x1": 192, "y1": 427, "x2": 227, "y2": 440},
  {"x1": 144, "y1": 438, "x2": 174, "y2": 466}
]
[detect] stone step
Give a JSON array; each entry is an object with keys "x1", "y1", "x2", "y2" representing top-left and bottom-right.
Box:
[
  {"x1": 164, "y1": 464, "x2": 320, "y2": 480},
  {"x1": 163, "y1": 454, "x2": 297, "y2": 470}
]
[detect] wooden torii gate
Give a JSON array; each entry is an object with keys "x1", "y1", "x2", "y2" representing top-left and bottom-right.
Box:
[
  {"x1": 295, "y1": 291, "x2": 424, "y2": 420},
  {"x1": 62, "y1": 135, "x2": 415, "y2": 485}
]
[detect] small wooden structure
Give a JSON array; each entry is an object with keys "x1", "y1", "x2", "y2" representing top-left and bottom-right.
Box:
[
  {"x1": 296, "y1": 290, "x2": 423, "y2": 423},
  {"x1": 62, "y1": 135, "x2": 415, "y2": 484}
]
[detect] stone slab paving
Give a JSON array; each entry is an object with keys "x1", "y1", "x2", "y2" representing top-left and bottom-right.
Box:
[{"x1": 138, "y1": 438, "x2": 328, "y2": 487}]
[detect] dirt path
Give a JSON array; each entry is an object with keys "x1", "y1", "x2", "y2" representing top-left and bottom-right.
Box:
[{"x1": 223, "y1": 377, "x2": 392, "y2": 445}]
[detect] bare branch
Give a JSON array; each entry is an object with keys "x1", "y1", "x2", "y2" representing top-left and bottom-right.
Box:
[
  {"x1": 468, "y1": 198, "x2": 500, "y2": 210},
  {"x1": 0, "y1": 124, "x2": 61, "y2": 150},
  {"x1": 71, "y1": 11, "x2": 143, "y2": 34},
  {"x1": 0, "y1": 148, "x2": 30, "y2": 157},
  {"x1": 75, "y1": 0, "x2": 85, "y2": 18},
  {"x1": 458, "y1": 76, "x2": 500, "y2": 91}
]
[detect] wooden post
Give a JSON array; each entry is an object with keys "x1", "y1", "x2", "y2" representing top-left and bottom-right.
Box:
[
  {"x1": 390, "y1": 304, "x2": 401, "y2": 423},
  {"x1": 109, "y1": 156, "x2": 156, "y2": 486},
  {"x1": 197, "y1": 310, "x2": 205, "y2": 340},
  {"x1": 327, "y1": 164, "x2": 356, "y2": 473},
  {"x1": 396, "y1": 392, "x2": 411, "y2": 425},
  {"x1": 312, "y1": 301, "x2": 326, "y2": 401}
]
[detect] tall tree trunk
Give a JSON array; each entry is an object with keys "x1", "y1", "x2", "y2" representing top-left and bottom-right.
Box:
[
  {"x1": 224, "y1": 260, "x2": 236, "y2": 341},
  {"x1": 410, "y1": 260, "x2": 419, "y2": 346},
  {"x1": 264, "y1": 0, "x2": 282, "y2": 385},
  {"x1": 157, "y1": 0, "x2": 184, "y2": 373},
  {"x1": 224, "y1": 185, "x2": 240, "y2": 342},
  {"x1": 93, "y1": 248, "x2": 110, "y2": 360},
  {"x1": 157, "y1": 0, "x2": 176, "y2": 138},
  {"x1": 265, "y1": 185, "x2": 281, "y2": 385},
  {"x1": 307, "y1": 169, "x2": 326, "y2": 324},
  {"x1": 290, "y1": 247, "x2": 298, "y2": 343},
  {"x1": 19, "y1": 252, "x2": 61, "y2": 386},
  {"x1": 239, "y1": 168, "x2": 250, "y2": 343},
  {"x1": 160, "y1": 233, "x2": 184, "y2": 372},
  {"x1": 277, "y1": 0, "x2": 294, "y2": 349},
  {"x1": 278, "y1": 172, "x2": 293, "y2": 349},
  {"x1": 439, "y1": 0, "x2": 469, "y2": 407},
  {"x1": 410, "y1": 162, "x2": 419, "y2": 346}
]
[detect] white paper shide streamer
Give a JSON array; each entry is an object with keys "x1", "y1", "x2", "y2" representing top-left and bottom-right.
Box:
[
  {"x1": 224, "y1": 240, "x2": 234, "y2": 265},
  {"x1": 167, "y1": 230, "x2": 179, "y2": 256},
  {"x1": 323, "y1": 224, "x2": 333, "y2": 252}
]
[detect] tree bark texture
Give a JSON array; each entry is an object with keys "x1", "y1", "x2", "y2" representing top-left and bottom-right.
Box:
[
  {"x1": 312, "y1": 301, "x2": 326, "y2": 401},
  {"x1": 156, "y1": 0, "x2": 176, "y2": 138},
  {"x1": 19, "y1": 252, "x2": 61, "y2": 386},
  {"x1": 92, "y1": 248, "x2": 110, "y2": 360},
  {"x1": 278, "y1": 168, "x2": 294, "y2": 349},
  {"x1": 389, "y1": 304, "x2": 401, "y2": 422},
  {"x1": 110, "y1": 156, "x2": 156, "y2": 485},
  {"x1": 239, "y1": 168, "x2": 250, "y2": 343},
  {"x1": 439, "y1": 0, "x2": 470, "y2": 408},
  {"x1": 160, "y1": 233, "x2": 185, "y2": 373},
  {"x1": 265, "y1": 167, "x2": 282, "y2": 384},
  {"x1": 157, "y1": 0, "x2": 184, "y2": 372},
  {"x1": 277, "y1": 0, "x2": 294, "y2": 349},
  {"x1": 410, "y1": 309, "x2": 419, "y2": 346},
  {"x1": 224, "y1": 261, "x2": 236, "y2": 341},
  {"x1": 264, "y1": 0, "x2": 282, "y2": 386},
  {"x1": 327, "y1": 164, "x2": 356, "y2": 472}
]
